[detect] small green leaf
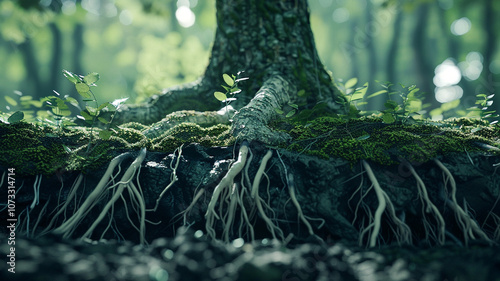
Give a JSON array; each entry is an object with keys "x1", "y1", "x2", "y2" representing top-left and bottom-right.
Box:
[
  {"x1": 407, "y1": 87, "x2": 420, "y2": 98},
  {"x1": 214, "y1": 91, "x2": 227, "y2": 101},
  {"x1": 5, "y1": 96, "x2": 17, "y2": 106},
  {"x1": 97, "y1": 102, "x2": 110, "y2": 112},
  {"x1": 80, "y1": 110, "x2": 93, "y2": 121},
  {"x1": 344, "y1": 78, "x2": 358, "y2": 89},
  {"x1": 288, "y1": 103, "x2": 299, "y2": 110},
  {"x1": 86, "y1": 106, "x2": 97, "y2": 115},
  {"x1": 351, "y1": 83, "x2": 368, "y2": 101},
  {"x1": 98, "y1": 117, "x2": 110, "y2": 124},
  {"x1": 84, "y1": 72, "x2": 100, "y2": 85},
  {"x1": 297, "y1": 89, "x2": 306, "y2": 97},
  {"x1": 62, "y1": 145, "x2": 72, "y2": 153},
  {"x1": 65, "y1": 97, "x2": 80, "y2": 108},
  {"x1": 62, "y1": 69, "x2": 80, "y2": 84},
  {"x1": 356, "y1": 134, "x2": 370, "y2": 140},
  {"x1": 382, "y1": 112, "x2": 395, "y2": 124},
  {"x1": 285, "y1": 110, "x2": 296, "y2": 118},
  {"x1": 75, "y1": 83, "x2": 92, "y2": 98},
  {"x1": 274, "y1": 108, "x2": 284, "y2": 115},
  {"x1": 99, "y1": 130, "x2": 112, "y2": 140},
  {"x1": 223, "y1": 74, "x2": 234, "y2": 87},
  {"x1": 367, "y1": 90, "x2": 387, "y2": 99},
  {"x1": 52, "y1": 107, "x2": 71, "y2": 116},
  {"x1": 106, "y1": 104, "x2": 117, "y2": 112},
  {"x1": 230, "y1": 88, "x2": 242, "y2": 94},
  {"x1": 8, "y1": 111, "x2": 24, "y2": 124},
  {"x1": 385, "y1": 100, "x2": 399, "y2": 110}
]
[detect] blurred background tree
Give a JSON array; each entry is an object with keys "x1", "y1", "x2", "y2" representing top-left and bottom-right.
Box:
[{"x1": 1, "y1": 0, "x2": 498, "y2": 121}]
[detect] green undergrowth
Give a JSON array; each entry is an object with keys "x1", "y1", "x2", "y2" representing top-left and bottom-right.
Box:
[
  {"x1": 275, "y1": 116, "x2": 500, "y2": 165},
  {"x1": 0, "y1": 121, "x2": 234, "y2": 176}
]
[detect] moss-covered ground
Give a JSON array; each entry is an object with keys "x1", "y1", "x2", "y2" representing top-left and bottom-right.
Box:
[
  {"x1": 0, "y1": 121, "x2": 234, "y2": 176},
  {"x1": 1, "y1": 116, "x2": 499, "y2": 176},
  {"x1": 275, "y1": 116, "x2": 500, "y2": 165}
]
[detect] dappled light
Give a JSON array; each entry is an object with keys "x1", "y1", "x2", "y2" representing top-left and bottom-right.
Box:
[
  {"x1": 458, "y1": 51, "x2": 483, "y2": 81},
  {"x1": 450, "y1": 17, "x2": 471, "y2": 36},
  {"x1": 433, "y1": 59, "x2": 463, "y2": 103},
  {"x1": 332, "y1": 7, "x2": 350, "y2": 23},
  {"x1": 176, "y1": 6, "x2": 195, "y2": 28},
  {"x1": 119, "y1": 10, "x2": 133, "y2": 25},
  {"x1": 433, "y1": 59, "x2": 461, "y2": 88},
  {"x1": 435, "y1": 85, "x2": 463, "y2": 103}
]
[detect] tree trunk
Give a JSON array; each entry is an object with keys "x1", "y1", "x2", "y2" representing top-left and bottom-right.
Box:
[
  {"x1": 49, "y1": 22, "x2": 62, "y2": 94},
  {"x1": 411, "y1": 3, "x2": 436, "y2": 107},
  {"x1": 114, "y1": 0, "x2": 345, "y2": 144}
]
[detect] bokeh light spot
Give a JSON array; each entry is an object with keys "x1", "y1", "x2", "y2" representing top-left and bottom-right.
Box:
[
  {"x1": 119, "y1": 10, "x2": 133, "y2": 25},
  {"x1": 433, "y1": 59, "x2": 461, "y2": 87},
  {"x1": 332, "y1": 8, "x2": 350, "y2": 23},
  {"x1": 435, "y1": 85, "x2": 463, "y2": 103},
  {"x1": 451, "y1": 17, "x2": 471, "y2": 36},
  {"x1": 176, "y1": 6, "x2": 196, "y2": 28}
]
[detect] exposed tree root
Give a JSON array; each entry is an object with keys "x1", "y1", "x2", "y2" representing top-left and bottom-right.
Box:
[
  {"x1": 403, "y1": 161, "x2": 446, "y2": 245},
  {"x1": 113, "y1": 79, "x2": 216, "y2": 125},
  {"x1": 231, "y1": 75, "x2": 294, "y2": 145},
  {"x1": 199, "y1": 143, "x2": 321, "y2": 243},
  {"x1": 358, "y1": 160, "x2": 412, "y2": 247},
  {"x1": 205, "y1": 142, "x2": 249, "y2": 240},
  {"x1": 434, "y1": 159, "x2": 493, "y2": 245},
  {"x1": 51, "y1": 148, "x2": 149, "y2": 245},
  {"x1": 149, "y1": 144, "x2": 183, "y2": 212}
]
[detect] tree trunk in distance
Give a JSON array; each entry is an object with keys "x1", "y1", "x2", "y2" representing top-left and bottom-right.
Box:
[
  {"x1": 114, "y1": 0, "x2": 345, "y2": 144},
  {"x1": 411, "y1": 3, "x2": 436, "y2": 108}
]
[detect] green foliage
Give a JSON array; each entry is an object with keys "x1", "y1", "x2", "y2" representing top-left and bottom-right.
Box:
[
  {"x1": 213, "y1": 71, "x2": 248, "y2": 108},
  {"x1": 335, "y1": 77, "x2": 369, "y2": 119},
  {"x1": 374, "y1": 82, "x2": 426, "y2": 124},
  {"x1": 7, "y1": 111, "x2": 24, "y2": 124},
  {"x1": 469, "y1": 93, "x2": 499, "y2": 125},
  {"x1": 62, "y1": 69, "x2": 128, "y2": 142},
  {"x1": 275, "y1": 101, "x2": 299, "y2": 118}
]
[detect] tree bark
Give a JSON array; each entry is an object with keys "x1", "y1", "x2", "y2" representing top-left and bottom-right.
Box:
[{"x1": 113, "y1": 0, "x2": 345, "y2": 144}]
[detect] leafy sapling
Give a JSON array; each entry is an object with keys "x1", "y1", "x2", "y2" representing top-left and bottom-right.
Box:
[
  {"x1": 371, "y1": 83, "x2": 425, "y2": 124},
  {"x1": 62, "y1": 70, "x2": 128, "y2": 150},
  {"x1": 214, "y1": 72, "x2": 249, "y2": 115},
  {"x1": 274, "y1": 89, "x2": 303, "y2": 118},
  {"x1": 471, "y1": 93, "x2": 498, "y2": 125},
  {"x1": 336, "y1": 77, "x2": 369, "y2": 119}
]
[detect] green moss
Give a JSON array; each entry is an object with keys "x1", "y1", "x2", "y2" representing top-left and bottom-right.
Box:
[
  {"x1": 120, "y1": 122, "x2": 149, "y2": 131},
  {"x1": 0, "y1": 120, "x2": 235, "y2": 176},
  {"x1": 0, "y1": 122, "x2": 68, "y2": 176},
  {"x1": 151, "y1": 122, "x2": 234, "y2": 152},
  {"x1": 278, "y1": 116, "x2": 500, "y2": 165}
]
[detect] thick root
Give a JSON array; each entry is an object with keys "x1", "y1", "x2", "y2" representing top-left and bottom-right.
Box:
[{"x1": 434, "y1": 159, "x2": 493, "y2": 245}]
